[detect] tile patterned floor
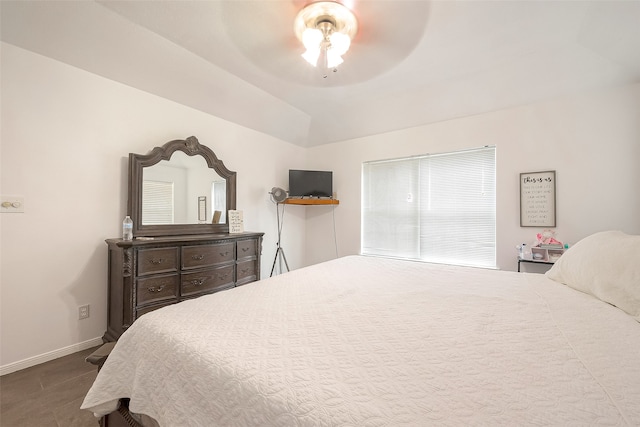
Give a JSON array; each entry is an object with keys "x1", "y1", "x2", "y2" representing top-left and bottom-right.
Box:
[{"x1": 0, "y1": 346, "x2": 101, "y2": 427}]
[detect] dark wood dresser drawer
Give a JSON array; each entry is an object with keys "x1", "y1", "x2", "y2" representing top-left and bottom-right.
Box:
[
  {"x1": 236, "y1": 260, "x2": 258, "y2": 284},
  {"x1": 237, "y1": 239, "x2": 257, "y2": 259},
  {"x1": 104, "y1": 232, "x2": 263, "y2": 342},
  {"x1": 182, "y1": 243, "x2": 235, "y2": 270},
  {"x1": 181, "y1": 265, "x2": 235, "y2": 296},
  {"x1": 138, "y1": 247, "x2": 179, "y2": 276},
  {"x1": 137, "y1": 274, "x2": 179, "y2": 305}
]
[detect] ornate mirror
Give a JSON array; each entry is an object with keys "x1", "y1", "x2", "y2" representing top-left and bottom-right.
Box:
[{"x1": 128, "y1": 136, "x2": 236, "y2": 237}]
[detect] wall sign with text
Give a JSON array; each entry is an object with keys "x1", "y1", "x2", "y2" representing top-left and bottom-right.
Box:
[
  {"x1": 228, "y1": 210, "x2": 244, "y2": 234},
  {"x1": 520, "y1": 170, "x2": 556, "y2": 227}
]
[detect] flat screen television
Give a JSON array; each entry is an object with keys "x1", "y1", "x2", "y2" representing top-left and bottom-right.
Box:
[{"x1": 288, "y1": 169, "x2": 333, "y2": 198}]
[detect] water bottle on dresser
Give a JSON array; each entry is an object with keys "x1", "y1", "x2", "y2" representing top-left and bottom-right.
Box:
[{"x1": 122, "y1": 215, "x2": 133, "y2": 241}]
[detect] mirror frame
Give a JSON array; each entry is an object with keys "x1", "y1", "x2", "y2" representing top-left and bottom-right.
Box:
[{"x1": 128, "y1": 136, "x2": 236, "y2": 237}]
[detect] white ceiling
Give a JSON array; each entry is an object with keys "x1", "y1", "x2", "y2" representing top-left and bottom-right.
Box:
[{"x1": 2, "y1": 1, "x2": 640, "y2": 147}]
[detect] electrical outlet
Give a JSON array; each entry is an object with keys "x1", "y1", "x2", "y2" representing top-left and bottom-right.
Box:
[
  {"x1": 79, "y1": 304, "x2": 90, "y2": 320},
  {"x1": 0, "y1": 195, "x2": 25, "y2": 213}
]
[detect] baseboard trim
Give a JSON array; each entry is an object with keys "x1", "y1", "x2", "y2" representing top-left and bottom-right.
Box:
[{"x1": 0, "y1": 336, "x2": 104, "y2": 376}]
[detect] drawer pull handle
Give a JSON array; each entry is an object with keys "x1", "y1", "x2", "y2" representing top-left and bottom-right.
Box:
[
  {"x1": 190, "y1": 278, "x2": 207, "y2": 287},
  {"x1": 149, "y1": 258, "x2": 164, "y2": 265},
  {"x1": 241, "y1": 268, "x2": 250, "y2": 274},
  {"x1": 217, "y1": 273, "x2": 229, "y2": 280},
  {"x1": 191, "y1": 254, "x2": 205, "y2": 260},
  {"x1": 219, "y1": 251, "x2": 229, "y2": 257},
  {"x1": 241, "y1": 247, "x2": 250, "y2": 252},
  {"x1": 147, "y1": 285, "x2": 165, "y2": 293}
]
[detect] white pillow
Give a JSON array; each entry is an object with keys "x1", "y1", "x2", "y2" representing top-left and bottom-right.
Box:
[{"x1": 546, "y1": 230, "x2": 640, "y2": 321}]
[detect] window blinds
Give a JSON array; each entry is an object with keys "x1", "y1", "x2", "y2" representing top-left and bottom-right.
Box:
[
  {"x1": 362, "y1": 146, "x2": 496, "y2": 268},
  {"x1": 142, "y1": 180, "x2": 174, "y2": 225}
]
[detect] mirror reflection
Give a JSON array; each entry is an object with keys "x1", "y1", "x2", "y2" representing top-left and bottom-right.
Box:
[{"x1": 142, "y1": 151, "x2": 227, "y2": 225}]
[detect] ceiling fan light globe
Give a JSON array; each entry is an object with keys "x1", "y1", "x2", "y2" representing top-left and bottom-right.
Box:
[
  {"x1": 294, "y1": 1, "x2": 358, "y2": 75},
  {"x1": 302, "y1": 28, "x2": 323, "y2": 50},
  {"x1": 329, "y1": 32, "x2": 350, "y2": 55},
  {"x1": 326, "y1": 51, "x2": 344, "y2": 68},
  {"x1": 302, "y1": 49, "x2": 320, "y2": 66}
]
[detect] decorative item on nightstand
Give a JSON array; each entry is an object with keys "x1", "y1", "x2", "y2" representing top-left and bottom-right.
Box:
[
  {"x1": 534, "y1": 229, "x2": 565, "y2": 261},
  {"x1": 532, "y1": 247, "x2": 548, "y2": 261},
  {"x1": 517, "y1": 229, "x2": 565, "y2": 272},
  {"x1": 548, "y1": 250, "x2": 564, "y2": 262},
  {"x1": 516, "y1": 243, "x2": 532, "y2": 260}
]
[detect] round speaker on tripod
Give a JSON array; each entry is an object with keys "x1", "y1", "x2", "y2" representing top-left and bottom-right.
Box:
[{"x1": 270, "y1": 187, "x2": 288, "y2": 203}]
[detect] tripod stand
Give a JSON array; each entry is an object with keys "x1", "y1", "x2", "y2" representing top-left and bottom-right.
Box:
[{"x1": 270, "y1": 201, "x2": 290, "y2": 276}]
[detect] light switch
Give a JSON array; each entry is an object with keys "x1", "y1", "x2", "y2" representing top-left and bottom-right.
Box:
[{"x1": 0, "y1": 196, "x2": 25, "y2": 213}]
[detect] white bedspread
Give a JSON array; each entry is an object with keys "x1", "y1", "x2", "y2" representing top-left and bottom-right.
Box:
[{"x1": 82, "y1": 255, "x2": 640, "y2": 426}]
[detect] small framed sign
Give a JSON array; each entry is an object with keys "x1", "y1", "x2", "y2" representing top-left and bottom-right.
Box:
[
  {"x1": 228, "y1": 210, "x2": 244, "y2": 234},
  {"x1": 520, "y1": 170, "x2": 556, "y2": 227}
]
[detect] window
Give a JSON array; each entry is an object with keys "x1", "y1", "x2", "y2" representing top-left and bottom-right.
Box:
[
  {"x1": 211, "y1": 180, "x2": 226, "y2": 223},
  {"x1": 142, "y1": 180, "x2": 174, "y2": 224},
  {"x1": 361, "y1": 146, "x2": 496, "y2": 268}
]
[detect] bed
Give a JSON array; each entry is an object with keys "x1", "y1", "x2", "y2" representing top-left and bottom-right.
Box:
[{"x1": 82, "y1": 230, "x2": 640, "y2": 426}]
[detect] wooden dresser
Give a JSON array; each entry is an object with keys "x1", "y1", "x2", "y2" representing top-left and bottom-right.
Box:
[{"x1": 103, "y1": 232, "x2": 263, "y2": 341}]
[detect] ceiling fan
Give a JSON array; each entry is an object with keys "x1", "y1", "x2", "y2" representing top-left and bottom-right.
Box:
[{"x1": 219, "y1": 1, "x2": 430, "y2": 87}]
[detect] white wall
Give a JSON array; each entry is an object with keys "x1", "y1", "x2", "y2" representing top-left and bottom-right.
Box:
[
  {"x1": 0, "y1": 43, "x2": 306, "y2": 372},
  {"x1": 304, "y1": 84, "x2": 640, "y2": 269}
]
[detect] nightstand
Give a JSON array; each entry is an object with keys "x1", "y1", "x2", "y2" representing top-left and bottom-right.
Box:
[{"x1": 517, "y1": 258, "x2": 555, "y2": 272}]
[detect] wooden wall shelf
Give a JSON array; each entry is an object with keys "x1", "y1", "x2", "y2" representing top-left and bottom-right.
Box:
[{"x1": 282, "y1": 198, "x2": 339, "y2": 205}]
